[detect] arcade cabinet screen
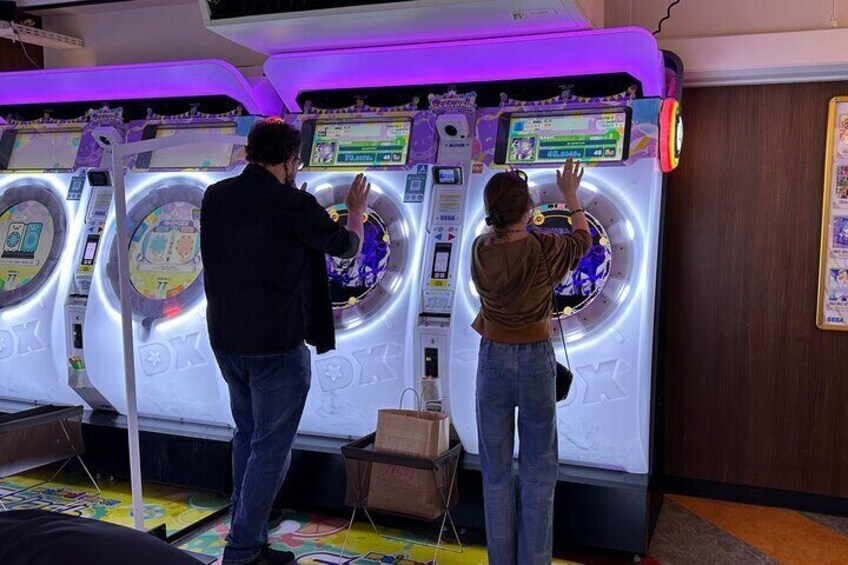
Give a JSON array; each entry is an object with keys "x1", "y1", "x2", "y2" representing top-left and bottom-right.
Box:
[
  {"x1": 0, "y1": 128, "x2": 83, "y2": 171},
  {"x1": 497, "y1": 110, "x2": 630, "y2": 165},
  {"x1": 128, "y1": 201, "x2": 202, "y2": 301},
  {"x1": 144, "y1": 123, "x2": 237, "y2": 170},
  {"x1": 529, "y1": 203, "x2": 612, "y2": 317},
  {"x1": 305, "y1": 120, "x2": 412, "y2": 167},
  {"x1": 324, "y1": 203, "x2": 391, "y2": 309},
  {"x1": 0, "y1": 200, "x2": 55, "y2": 292}
]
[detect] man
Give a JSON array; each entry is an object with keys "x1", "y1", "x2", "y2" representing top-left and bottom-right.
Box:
[{"x1": 201, "y1": 118, "x2": 369, "y2": 565}]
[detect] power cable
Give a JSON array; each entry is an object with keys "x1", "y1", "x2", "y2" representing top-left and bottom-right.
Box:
[{"x1": 654, "y1": 0, "x2": 682, "y2": 36}]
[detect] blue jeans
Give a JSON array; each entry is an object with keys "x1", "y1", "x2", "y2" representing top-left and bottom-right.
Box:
[
  {"x1": 476, "y1": 338, "x2": 559, "y2": 565},
  {"x1": 214, "y1": 343, "x2": 311, "y2": 564}
]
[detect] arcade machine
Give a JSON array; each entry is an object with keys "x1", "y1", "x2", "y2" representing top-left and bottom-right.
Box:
[
  {"x1": 281, "y1": 92, "x2": 476, "y2": 439},
  {"x1": 80, "y1": 61, "x2": 277, "y2": 428},
  {"x1": 265, "y1": 28, "x2": 682, "y2": 554},
  {"x1": 452, "y1": 97, "x2": 666, "y2": 471},
  {"x1": 0, "y1": 103, "x2": 117, "y2": 411},
  {"x1": 448, "y1": 47, "x2": 683, "y2": 553}
]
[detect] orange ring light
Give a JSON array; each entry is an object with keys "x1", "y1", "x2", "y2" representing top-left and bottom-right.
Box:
[{"x1": 660, "y1": 98, "x2": 682, "y2": 173}]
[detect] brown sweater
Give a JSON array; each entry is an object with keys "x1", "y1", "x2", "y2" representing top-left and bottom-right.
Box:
[{"x1": 471, "y1": 230, "x2": 593, "y2": 344}]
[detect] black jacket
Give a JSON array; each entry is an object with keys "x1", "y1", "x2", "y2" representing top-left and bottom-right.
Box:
[{"x1": 201, "y1": 164, "x2": 357, "y2": 355}]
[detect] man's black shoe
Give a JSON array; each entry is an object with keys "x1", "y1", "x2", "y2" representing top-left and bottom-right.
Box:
[{"x1": 247, "y1": 545, "x2": 295, "y2": 565}]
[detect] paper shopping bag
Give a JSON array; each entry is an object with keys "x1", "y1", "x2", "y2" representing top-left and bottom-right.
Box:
[{"x1": 368, "y1": 409, "x2": 450, "y2": 519}]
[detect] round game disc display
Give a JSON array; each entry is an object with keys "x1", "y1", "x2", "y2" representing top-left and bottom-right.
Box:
[
  {"x1": 529, "y1": 203, "x2": 613, "y2": 317},
  {"x1": 312, "y1": 183, "x2": 409, "y2": 331},
  {"x1": 0, "y1": 184, "x2": 67, "y2": 308},
  {"x1": 526, "y1": 181, "x2": 635, "y2": 340},
  {"x1": 107, "y1": 183, "x2": 204, "y2": 324},
  {"x1": 325, "y1": 204, "x2": 391, "y2": 309}
]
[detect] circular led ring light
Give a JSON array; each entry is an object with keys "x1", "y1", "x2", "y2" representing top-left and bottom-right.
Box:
[
  {"x1": 528, "y1": 182, "x2": 634, "y2": 340},
  {"x1": 661, "y1": 98, "x2": 683, "y2": 173},
  {"x1": 313, "y1": 183, "x2": 409, "y2": 331},
  {"x1": 107, "y1": 182, "x2": 205, "y2": 326},
  {"x1": 0, "y1": 183, "x2": 67, "y2": 309}
]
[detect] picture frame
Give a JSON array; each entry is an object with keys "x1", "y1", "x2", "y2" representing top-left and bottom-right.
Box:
[{"x1": 817, "y1": 96, "x2": 848, "y2": 330}]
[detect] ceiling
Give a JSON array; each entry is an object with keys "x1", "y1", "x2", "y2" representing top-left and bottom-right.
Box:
[
  {"x1": 16, "y1": 0, "x2": 95, "y2": 6},
  {"x1": 20, "y1": 0, "x2": 848, "y2": 35}
]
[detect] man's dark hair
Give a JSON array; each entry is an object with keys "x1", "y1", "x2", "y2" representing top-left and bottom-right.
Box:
[{"x1": 245, "y1": 118, "x2": 302, "y2": 165}]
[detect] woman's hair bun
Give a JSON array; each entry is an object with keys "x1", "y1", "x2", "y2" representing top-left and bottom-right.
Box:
[{"x1": 485, "y1": 207, "x2": 506, "y2": 228}]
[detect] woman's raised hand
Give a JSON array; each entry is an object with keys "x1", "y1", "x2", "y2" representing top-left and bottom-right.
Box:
[{"x1": 556, "y1": 158, "x2": 584, "y2": 198}]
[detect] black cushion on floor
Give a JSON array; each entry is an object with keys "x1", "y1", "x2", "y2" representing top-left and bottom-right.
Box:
[{"x1": 0, "y1": 510, "x2": 202, "y2": 565}]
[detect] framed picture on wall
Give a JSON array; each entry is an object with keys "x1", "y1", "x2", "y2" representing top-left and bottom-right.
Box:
[{"x1": 817, "y1": 96, "x2": 848, "y2": 330}]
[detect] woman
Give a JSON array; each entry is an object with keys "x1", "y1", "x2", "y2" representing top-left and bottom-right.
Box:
[{"x1": 471, "y1": 159, "x2": 592, "y2": 565}]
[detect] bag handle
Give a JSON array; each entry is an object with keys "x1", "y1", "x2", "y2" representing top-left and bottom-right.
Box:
[
  {"x1": 398, "y1": 387, "x2": 422, "y2": 414},
  {"x1": 531, "y1": 232, "x2": 571, "y2": 370}
]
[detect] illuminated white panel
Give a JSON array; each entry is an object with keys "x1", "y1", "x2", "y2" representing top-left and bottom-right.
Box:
[
  {"x1": 0, "y1": 173, "x2": 86, "y2": 407},
  {"x1": 449, "y1": 157, "x2": 663, "y2": 474}
]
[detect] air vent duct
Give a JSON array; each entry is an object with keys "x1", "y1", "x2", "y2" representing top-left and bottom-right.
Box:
[
  {"x1": 200, "y1": 0, "x2": 597, "y2": 54},
  {"x1": 205, "y1": 0, "x2": 403, "y2": 20}
]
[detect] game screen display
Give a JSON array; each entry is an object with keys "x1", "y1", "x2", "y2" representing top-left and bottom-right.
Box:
[
  {"x1": 324, "y1": 204, "x2": 391, "y2": 308},
  {"x1": 4, "y1": 129, "x2": 83, "y2": 171},
  {"x1": 0, "y1": 201, "x2": 54, "y2": 292},
  {"x1": 529, "y1": 203, "x2": 612, "y2": 317},
  {"x1": 128, "y1": 201, "x2": 202, "y2": 300},
  {"x1": 309, "y1": 120, "x2": 411, "y2": 167},
  {"x1": 146, "y1": 124, "x2": 237, "y2": 170},
  {"x1": 503, "y1": 111, "x2": 629, "y2": 165}
]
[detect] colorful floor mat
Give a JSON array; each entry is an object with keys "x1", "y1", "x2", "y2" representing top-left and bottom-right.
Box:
[
  {"x1": 178, "y1": 497, "x2": 848, "y2": 565},
  {"x1": 178, "y1": 510, "x2": 580, "y2": 564},
  {"x1": 0, "y1": 471, "x2": 229, "y2": 536},
  {"x1": 4, "y1": 471, "x2": 848, "y2": 565}
]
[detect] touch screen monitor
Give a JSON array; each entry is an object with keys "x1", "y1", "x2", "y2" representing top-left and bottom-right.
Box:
[
  {"x1": 529, "y1": 203, "x2": 613, "y2": 317},
  {"x1": 0, "y1": 201, "x2": 54, "y2": 291},
  {"x1": 129, "y1": 201, "x2": 202, "y2": 301},
  {"x1": 325, "y1": 204, "x2": 391, "y2": 308},
  {"x1": 306, "y1": 120, "x2": 412, "y2": 167},
  {"x1": 497, "y1": 110, "x2": 630, "y2": 165},
  {"x1": 0, "y1": 186, "x2": 67, "y2": 308},
  {"x1": 108, "y1": 184, "x2": 205, "y2": 324},
  {"x1": 0, "y1": 128, "x2": 83, "y2": 171},
  {"x1": 138, "y1": 123, "x2": 237, "y2": 170}
]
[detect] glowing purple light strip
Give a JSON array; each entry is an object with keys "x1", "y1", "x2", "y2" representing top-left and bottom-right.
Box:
[
  {"x1": 0, "y1": 60, "x2": 281, "y2": 116},
  {"x1": 265, "y1": 27, "x2": 665, "y2": 111}
]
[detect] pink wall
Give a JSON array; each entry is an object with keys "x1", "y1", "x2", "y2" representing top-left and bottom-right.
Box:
[{"x1": 606, "y1": 0, "x2": 848, "y2": 37}]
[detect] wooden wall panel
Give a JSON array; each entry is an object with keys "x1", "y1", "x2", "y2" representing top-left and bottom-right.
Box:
[{"x1": 664, "y1": 82, "x2": 848, "y2": 497}]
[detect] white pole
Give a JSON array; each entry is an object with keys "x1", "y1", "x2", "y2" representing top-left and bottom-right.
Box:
[
  {"x1": 105, "y1": 132, "x2": 247, "y2": 532},
  {"x1": 109, "y1": 145, "x2": 146, "y2": 532}
]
